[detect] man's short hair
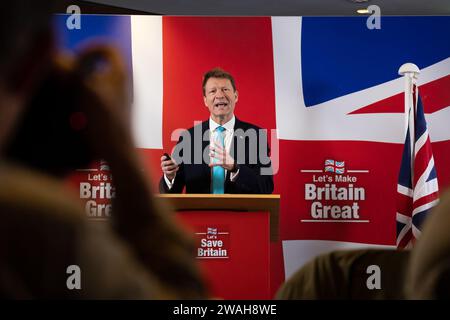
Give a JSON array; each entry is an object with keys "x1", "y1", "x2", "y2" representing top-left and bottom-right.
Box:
[
  {"x1": 202, "y1": 68, "x2": 236, "y2": 96},
  {"x1": 0, "y1": 1, "x2": 55, "y2": 82}
]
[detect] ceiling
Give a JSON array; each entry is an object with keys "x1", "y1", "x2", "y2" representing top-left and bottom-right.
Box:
[{"x1": 87, "y1": 0, "x2": 450, "y2": 16}]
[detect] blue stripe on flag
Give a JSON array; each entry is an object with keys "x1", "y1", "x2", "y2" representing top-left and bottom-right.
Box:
[
  {"x1": 301, "y1": 16, "x2": 450, "y2": 106},
  {"x1": 396, "y1": 220, "x2": 406, "y2": 238},
  {"x1": 427, "y1": 167, "x2": 437, "y2": 182},
  {"x1": 412, "y1": 209, "x2": 431, "y2": 230},
  {"x1": 415, "y1": 95, "x2": 427, "y2": 140},
  {"x1": 398, "y1": 130, "x2": 412, "y2": 189}
]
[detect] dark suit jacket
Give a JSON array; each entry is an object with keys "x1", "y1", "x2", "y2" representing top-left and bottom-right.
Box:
[{"x1": 159, "y1": 118, "x2": 274, "y2": 194}]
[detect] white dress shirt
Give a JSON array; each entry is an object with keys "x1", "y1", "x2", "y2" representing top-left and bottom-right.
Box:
[{"x1": 165, "y1": 115, "x2": 239, "y2": 189}]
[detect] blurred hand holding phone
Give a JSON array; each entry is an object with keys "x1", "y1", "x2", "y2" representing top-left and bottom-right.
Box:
[{"x1": 161, "y1": 152, "x2": 178, "y2": 181}]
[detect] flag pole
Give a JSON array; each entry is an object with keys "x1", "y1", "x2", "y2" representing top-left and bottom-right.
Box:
[
  {"x1": 395, "y1": 63, "x2": 439, "y2": 249},
  {"x1": 398, "y1": 63, "x2": 420, "y2": 138},
  {"x1": 399, "y1": 63, "x2": 420, "y2": 186}
]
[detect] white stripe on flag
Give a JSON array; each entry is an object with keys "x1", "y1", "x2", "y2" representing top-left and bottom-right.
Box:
[
  {"x1": 272, "y1": 17, "x2": 304, "y2": 141},
  {"x1": 414, "y1": 130, "x2": 429, "y2": 157},
  {"x1": 131, "y1": 15, "x2": 163, "y2": 149},
  {"x1": 416, "y1": 57, "x2": 450, "y2": 142},
  {"x1": 427, "y1": 101, "x2": 450, "y2": 142},
  {"x1": 415, "y1": 177, "x2": 439, "y2": 200},
  {"x1": 397, "y1": 184, "x2": 413, "y2": 197},
  {"x1": 412, "y1": 199, "x2": 440, "y2": 216},
  {"x1": 271, "y1": 18, "x2": 450, "y2": 143},
  {"x1": 396, "y1": 212, "x2": 412, "y2": 225},
  {"x1": 271, "y1": 17, "x2": 404, "y2": 143},
  {"x1": 413, "y1": 157, "x2": 436, "y2": 201},
  {"x1": 396, "y1": 212, "x2": 412, "y2": 246}
]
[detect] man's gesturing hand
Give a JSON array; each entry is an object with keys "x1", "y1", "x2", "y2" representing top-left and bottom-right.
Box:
[
  {"x1": 161, "y1": 155, "x2": 179, "y2": 181},
  {"x1": 209, "y1": 143, "x2": 235, "y2": 171}
]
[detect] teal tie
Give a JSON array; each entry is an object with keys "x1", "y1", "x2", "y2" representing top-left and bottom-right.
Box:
[{"x1": 212, "y1": 126, "x2": 226, "y2": 194}]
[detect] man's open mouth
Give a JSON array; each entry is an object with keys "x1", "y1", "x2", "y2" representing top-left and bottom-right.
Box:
[{"x1": 214, "y1": 102, "x2": 228, "y2": 107}]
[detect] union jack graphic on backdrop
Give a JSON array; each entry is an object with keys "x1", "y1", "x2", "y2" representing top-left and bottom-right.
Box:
[
  {"x1": 207, "y1": 227, "x2": 218, "y2": 239},
  {"x1": 324, "y1": 159, "x2": 345, "y2": 174},
  {"x1": 100, "y1": 160, "x2": 110, "y2": 171},
  {"x1": 396, "y1": 85, "x2": 439, "y2": 249}
]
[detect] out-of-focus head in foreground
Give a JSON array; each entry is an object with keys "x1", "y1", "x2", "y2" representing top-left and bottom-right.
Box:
[
  {"x1": 405, "y1": 189, "x2": 450, "y2": 299},
  {"x1": 0, "y1": 1, "x2": 55, "y2": 151},
  {"x1": 0, "y1": 2, "x2": 206, "y2": 299}
]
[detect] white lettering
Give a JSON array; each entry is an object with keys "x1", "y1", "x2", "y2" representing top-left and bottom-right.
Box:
[{"x1": 66, "y1": 265, "x2": 81, "y2": 290}]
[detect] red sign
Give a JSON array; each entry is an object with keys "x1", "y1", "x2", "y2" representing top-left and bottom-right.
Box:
[
  {"x1": 67, "y1": 160, "x2": 114, "y2": 220},
  {"x1": 194, "y1": 225, "x2": 230, "y2": 259}
]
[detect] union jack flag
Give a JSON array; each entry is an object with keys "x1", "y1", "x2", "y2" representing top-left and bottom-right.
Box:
[
  {"x1": 325, "y1": 159, "x2": 345, "y2": 174},
  {"x1": 396, "y1": 85, "x2": 439, "y2": 249},
  {"x1": 207, "y1": 227, "x2": 218, "y2": 239},
  {"x1": 100, "y1": 159, "x2": 110, "y2": 171}
]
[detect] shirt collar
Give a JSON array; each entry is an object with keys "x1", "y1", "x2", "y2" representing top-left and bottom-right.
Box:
[{"x1": 209, "y1": 115, "x2": 235, "y2": 132}]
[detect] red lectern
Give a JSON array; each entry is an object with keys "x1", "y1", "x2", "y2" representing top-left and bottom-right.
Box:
[{"x1": 155, "y1": 194, "x2": 280, "y2": 300}]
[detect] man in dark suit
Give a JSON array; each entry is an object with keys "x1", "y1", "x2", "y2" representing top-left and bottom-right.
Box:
[{"x1": 160, "y1": 68, "x2": 274, "y2": 194}]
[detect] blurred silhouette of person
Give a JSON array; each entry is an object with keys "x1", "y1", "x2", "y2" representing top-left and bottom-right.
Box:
[
  {"x1": 0, "y1": 1, "x2": 206, "y2": 299},
  {"x1": 405, "y1": 189, "x2": 450, "y2": 299},
  {"x1": 275, "y1": 248, "x2": 410, "y2": 299}
]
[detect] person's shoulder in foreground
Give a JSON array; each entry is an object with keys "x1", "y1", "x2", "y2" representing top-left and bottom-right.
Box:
[{"x1": 0, "y1": 162, "x2": 159, "y2": 299}]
